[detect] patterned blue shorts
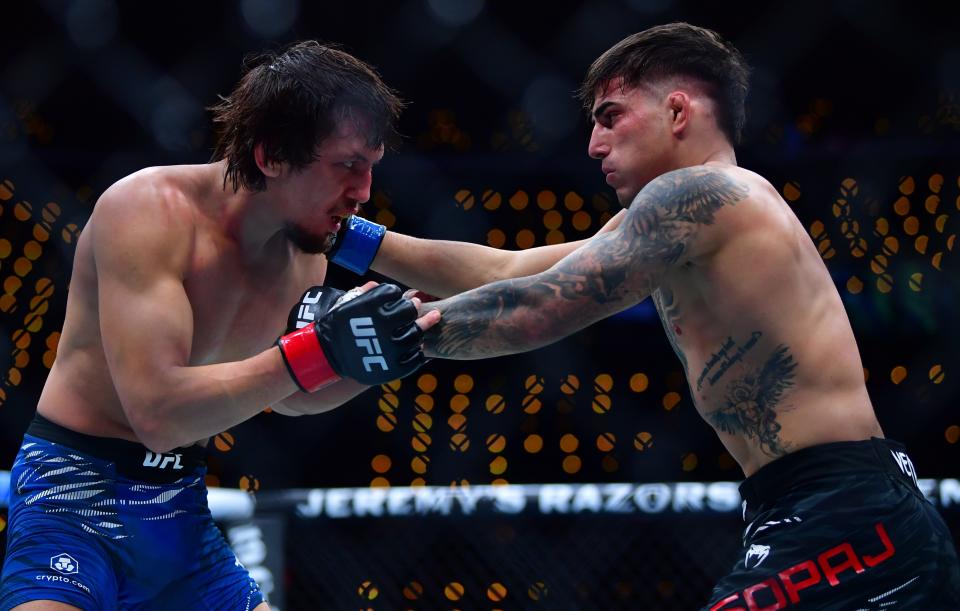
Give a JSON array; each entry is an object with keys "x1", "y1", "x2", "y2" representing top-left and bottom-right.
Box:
[{"x1": 0, "y1": 415, "x2": 264, "y2": 610}]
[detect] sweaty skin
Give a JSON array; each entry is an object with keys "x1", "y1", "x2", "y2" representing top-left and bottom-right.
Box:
[
  {"x1": 394, "y1": 76, "x2": 882, "y2": 478},
  {"x1": 420, "y1": 163, "x2": 881, "y2": 476},
  {"x1": 36, "y1": 126, "x2": 431, "y2": 458}
]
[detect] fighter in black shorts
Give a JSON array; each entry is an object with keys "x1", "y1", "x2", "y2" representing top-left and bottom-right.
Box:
[
  {"x1": 708, "y1": 438, "x2": 960, "y2": 609},
  {"x1": 323, "y1": 23, "x2": 960, "y2": 608}
]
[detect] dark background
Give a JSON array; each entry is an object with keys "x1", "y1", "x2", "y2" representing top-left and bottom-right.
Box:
[{"x1": 0, "y1": 1, "x2": 958, "y2": 608}]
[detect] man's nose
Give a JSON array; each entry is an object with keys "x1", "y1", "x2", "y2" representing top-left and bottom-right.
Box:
[
  {"x1": 347, "y1": 168, "x2": 373, "y2": 203},
  {"x1": 587, "y1": 125, "x2": 609, "y2": 159}
]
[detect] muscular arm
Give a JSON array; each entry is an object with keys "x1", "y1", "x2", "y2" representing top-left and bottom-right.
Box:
[
  {"x1": 270, "y1": 378, "x2": 370, "y2": 416},
  {"x1": 371, "y1": 210, "x2": 626, "y2": 297},
  {"x1": 421, "y1": 167, "x2": 749, "y2": 359},
  {"x1": 93, "y1": 184, "x2": 301, "y2": 452}
]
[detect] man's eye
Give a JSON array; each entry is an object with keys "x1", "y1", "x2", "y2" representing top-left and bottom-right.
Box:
[{"x1": 341, "y1": 160, "x2": 355, "y2": 169}]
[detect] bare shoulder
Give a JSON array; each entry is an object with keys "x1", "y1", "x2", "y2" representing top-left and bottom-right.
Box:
[
  {"x1": 623, "y1": 164, "x2": 756, "y2": 263},
  {"x1": 706, "y1": 165, "x2": 800, "y2": 236},
  {"x1": 95, "y1": 166, "x2": 197, "y2": 222},
  {"x1": 90, "y1": 167, "x2": 197, "y2": 272},
  {"x1": 724, "y1": 165, "x2": 786, "y2": 208}
]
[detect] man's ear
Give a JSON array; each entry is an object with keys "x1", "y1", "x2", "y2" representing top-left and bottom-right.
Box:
[
  {"x1": 254, "y1": 143, "x2": 283, "y2": 178},
  {"x1": 667, "y1": 91, "x2": 691, "y2": 137}
]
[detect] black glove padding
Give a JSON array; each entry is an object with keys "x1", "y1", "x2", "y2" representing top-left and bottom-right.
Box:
[
  {"x1": 316, "y1": 284, "x2": 426, "y2": 385},
  {"x1": 286, "y1": 286, "x2": 345, "y2": 334}
]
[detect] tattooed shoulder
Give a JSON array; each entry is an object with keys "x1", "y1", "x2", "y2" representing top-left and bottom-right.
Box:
[
  {"x1": 632, "y1": 166, "x2": 750, "y2": 222},
  {"x1": 624, "y1": 166, "x2": 750, "y2": 267}
]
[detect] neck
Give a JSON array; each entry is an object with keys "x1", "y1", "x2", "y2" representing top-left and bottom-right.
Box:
[
  {"x1": 701, "y1": 147, "x2": 737, "y2": 166},
  {"x1": 216, "y1": 162, "x2": 292, "y2": 266},
  {"x1": 684, "y1": 133, "x2": 737, "y2": 167}
]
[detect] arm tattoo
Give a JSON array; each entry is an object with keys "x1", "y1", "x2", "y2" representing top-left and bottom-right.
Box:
[
  {"x1": 424, "y1": 167, "x2": 750, "y2": 359},
  {"x1": 705, "y1": 344, "x2": 799, "y2": 457}
]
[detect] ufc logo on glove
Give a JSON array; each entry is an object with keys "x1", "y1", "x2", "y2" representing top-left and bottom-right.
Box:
[
  {"x1": 350, "y1": 317, "x2": 388, "y2": 372},
  {"x1": 295, "y1": 289, "x2": 326, "y2": 328},
  {"x1": 278, "y1": 283, "x2": 423, "y2": 390}
]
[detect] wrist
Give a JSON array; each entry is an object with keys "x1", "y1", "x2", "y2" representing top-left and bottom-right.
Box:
[
  {"x1": 276, "y1": 325, "x2": 341, "y2": 392},
  {"x1": 328, "y1": 216, "x2": 386, "y2": 274}
]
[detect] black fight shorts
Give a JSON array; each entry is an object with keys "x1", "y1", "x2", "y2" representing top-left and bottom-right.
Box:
[{"x1": 704, "y1": 438, "x2": 960, "y2": 610}]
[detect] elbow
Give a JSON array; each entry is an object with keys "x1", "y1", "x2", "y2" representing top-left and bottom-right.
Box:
[
  {"x1": 142, "y1": 438, "x2": 179, "y2": 454},
  {"x1": 123, "y1": 397, "x2": 185, "y2": 453},
  {"x1": 131, "y1": 415, "x2": 179, "y2": 453}
]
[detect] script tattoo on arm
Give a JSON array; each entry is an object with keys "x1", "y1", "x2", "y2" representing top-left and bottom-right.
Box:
[
  {"x1": 705, "y1": 345, "x2": 799, "y2": 457},
  {"x1": 422, "y1": 167, "x2": 750, "y2": 359}
]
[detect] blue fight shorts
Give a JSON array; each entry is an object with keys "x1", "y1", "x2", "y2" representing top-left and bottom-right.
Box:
[
  {"x1": 0, "y1": 414, "x2": 265, "y2": 610},
  {"x1": 704, "y1": 437, "x2": 960, "y2": 610}
]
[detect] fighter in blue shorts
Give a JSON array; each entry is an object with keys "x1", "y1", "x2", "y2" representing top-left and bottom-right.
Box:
[
  {"x1": 0, "y1": 41, "x2": 439, "y2": 610},
  {"x1": 3, "y1": 418, "x2": 256, "y2": 609}
]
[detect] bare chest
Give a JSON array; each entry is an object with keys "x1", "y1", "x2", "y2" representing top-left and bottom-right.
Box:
[
  {"x1": 651, "y1": 263, "x2": 768, "y2": 392},
  {"x1": 184, "y1": 253, "x2": 320, "y2": 364},
  {"x1": 652, "y1": 253, "x2": 804, "y2": 407}
]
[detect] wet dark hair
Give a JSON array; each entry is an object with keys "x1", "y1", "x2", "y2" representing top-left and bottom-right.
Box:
[
  {"x1": 209, "y1": 41, "x2": 404, "y2": 192},
  {"x1": 578, "y1": 23, "x2": 750, "y2": 145}
]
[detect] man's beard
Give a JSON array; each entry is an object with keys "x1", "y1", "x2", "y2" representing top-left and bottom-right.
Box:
[{"x1": 283, "y1": 222, "x2": 337, "y2": 255}]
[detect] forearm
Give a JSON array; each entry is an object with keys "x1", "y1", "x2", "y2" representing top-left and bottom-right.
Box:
[
  {"x1": 129, "y1": 347, "x2": 300, "y2": 452},
  {"x1": 422, "y1": 276, "x2": 585, "y2": 360},
  {"x1": 271, "y1": 378, "x2": 371, "y2": 416},
  {"x1": 421, "y1": 225, "x2": 650, "y2": 360},
  {"x1": 371, "y1": 232, "x2": 512, "y2": 297}
]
